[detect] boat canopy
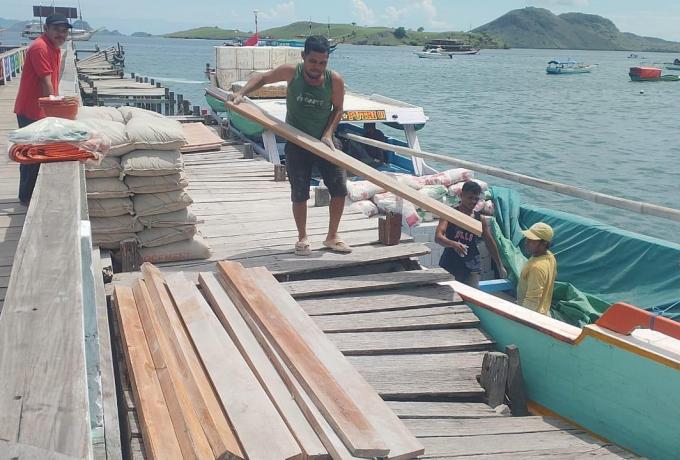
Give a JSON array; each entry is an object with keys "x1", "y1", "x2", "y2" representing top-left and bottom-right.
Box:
[
  {"x1": 548, "y1": 60, "x2": 577, "y2": 65},
  {"x1": 491, "y1": 187, "x2": 680, "y2": 326}
]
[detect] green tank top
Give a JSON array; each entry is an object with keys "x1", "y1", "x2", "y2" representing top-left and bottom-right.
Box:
[{"x1": 286, "y1": 63, "x2": 333, "y2": 139}]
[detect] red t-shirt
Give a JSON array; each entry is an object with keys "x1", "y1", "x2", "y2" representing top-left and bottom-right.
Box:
[{"x1": 14, "y1": 35, "x2": 62, "y2": 120}]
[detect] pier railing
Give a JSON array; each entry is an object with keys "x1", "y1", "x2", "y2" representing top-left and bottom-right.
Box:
[
  {"x1": 0, "y1": 46, "x2": 27, "y2": 86},
  {"x1": 0, "y1": 43, "x2": 100, "y2": 458}
]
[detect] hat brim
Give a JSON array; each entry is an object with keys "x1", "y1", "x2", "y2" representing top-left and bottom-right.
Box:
[
  {"x1": 47, "y1": 21, "x2": 73, "y2": 28},
  {"x1": 522, "y1": 229, "x2": 542, "y2": 240}
]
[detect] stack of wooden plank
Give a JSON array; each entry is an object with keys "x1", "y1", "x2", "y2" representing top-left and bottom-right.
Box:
[
  {"x1": 113, "y1": 261, "x2": 424, "y2": 459},
  {"x1": 180, "y1": 123, "x2": 225, "y2": 153}
]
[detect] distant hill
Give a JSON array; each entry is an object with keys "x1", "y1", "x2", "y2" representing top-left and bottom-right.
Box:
[
  {"x1": 474, "y1": 7, "x2": 680, "y2": 52},
  {"x1": 165, "y1": 22, "x2": 503, "y2": 48},
  {"x1": 95, "y1": 28, "x2": 125, "y2": 36},
  {"x1": 131, "y1": 32, "x2": 154, "y2": 38}
]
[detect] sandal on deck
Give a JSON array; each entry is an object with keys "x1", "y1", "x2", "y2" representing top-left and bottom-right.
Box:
[
  {"x1": 323, "y1": 238, "x2": 353, "y2": 253},
  {"x1": 294, "y1": 239, "x2": 312, "y2": 256}
]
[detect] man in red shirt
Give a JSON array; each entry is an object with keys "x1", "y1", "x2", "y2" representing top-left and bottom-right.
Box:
[{"x1": 13, "y1": 14, "x2": 71, "y2": 205}]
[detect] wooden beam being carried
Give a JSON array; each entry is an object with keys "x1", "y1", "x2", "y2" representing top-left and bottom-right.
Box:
[
  {"x1": 217, "y1": 261, "x2": 390, "y2": 459},
  {"x1": 226, "y1": 100, "x2": 482, "y2": 236},
  {"x1": 164, "y1": 272, "x2": 302, "y2": 460}
]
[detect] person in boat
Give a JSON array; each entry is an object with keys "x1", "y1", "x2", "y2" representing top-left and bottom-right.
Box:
[
  {"x1": 346, "y1": 123, "x2": 387, "y2": 164},
  {"x1": 517, "y1": 222, "x2": 557, "y2": 315},
  {"x1": 435, "y1": 181, "x2": 507, "y2": 288},
  {"x1": 228, "y1": 35, "x2": 350, "y2": 256},
  {"x1": 13, "y1": 14, "x2": 71, "y2": 206}
]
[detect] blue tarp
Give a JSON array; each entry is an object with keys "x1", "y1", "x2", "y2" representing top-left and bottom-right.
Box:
[{"x1": 491, "y1": 187, "x2": 680, "y2": 324}]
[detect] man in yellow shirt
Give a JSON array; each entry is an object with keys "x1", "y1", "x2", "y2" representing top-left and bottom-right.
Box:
[{"x1": 517, "y1": 222, "x2": 557, "y2": 315}]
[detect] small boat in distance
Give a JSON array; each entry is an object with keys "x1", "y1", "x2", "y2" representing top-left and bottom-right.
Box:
[
  {"x1": 546, "y1": 60, "x2": 596, "y2": 74},
  {"x1": 415, "y1": 48, "x2": 453, "y2": 59},
  {"x1": 665, "y1": 58, "x2": 680, "y2": 71},
  {"x1": 423, "y1": 39, "x2": 480, "y2": 55},
  {"x1": 629, "y1": 66, "x2": 680, "y2": 82}
]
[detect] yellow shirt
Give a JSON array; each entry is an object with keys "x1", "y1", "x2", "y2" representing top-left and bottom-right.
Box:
[{"x1": 517, "y1": 251, "x2": 557, "y2": 315}]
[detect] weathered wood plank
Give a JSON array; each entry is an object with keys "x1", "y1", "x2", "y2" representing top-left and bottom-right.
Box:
[
  {"x1": 140, "y1": 264, "x2": 245, "y2": 459},
  {"x1": 505, "y1": 345, "x2": 529, "y2": 416},
  {"x1": 113, "y1": 286, "x2": 184, "y2": 459},
  {"x1": 165, "y1": 271, "x2": 302, "y2": 460},
  {"x1": 403, "y1": 416, "x2": 574, "y2": 437},
  {"x1": 0, "y1": 162, "x2": 91, "y2": 458},
  {"x1": 199, "y1": 272, "x2": 328, "y2": 460},
  {"x1": 313, "y1": 306, "x2": 479, "y2": 333},
  {"x1": 297, "y1": 285, "x2": 462, "y2": 316},
  {"x1": 240, "y1": 266, "x2": 425, "y2": 460},
  {"x1": 386, "y1": 401, "x2": 503, "y2": 419},
  {"x1": 284, "y1": 268, "x2": 453, "y2": 299},
  {"x1": 480, "y1": 352, "x2": 509, "y2": 408},
  {"x1": 217, "y1": 262, "x2": 388, "y2": 458},
  {"x1": 327, "y1": 329, "x2": 494, "y2": 355}
]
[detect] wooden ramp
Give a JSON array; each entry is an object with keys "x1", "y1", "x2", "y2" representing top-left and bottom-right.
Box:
[{"x1": 0, "y1": 75, "x2": 25, "y2": 311}]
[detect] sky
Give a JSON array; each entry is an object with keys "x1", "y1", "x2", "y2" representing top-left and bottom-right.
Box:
[{"x1": 3, "y1": 0, "x2": 680, "y2": 41}]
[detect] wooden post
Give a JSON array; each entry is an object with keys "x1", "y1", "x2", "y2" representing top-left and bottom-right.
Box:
[
  {"x1": 314, "y1": 186, "x2": 330, "y2": 207},
  {"x1": 149, "y1": 78, "x2": 155, "y2": 86},
  {"x1": 177, "y1": 94, "x2": 184, "y2": 114},
  {"x1": 378, "y1": 212, "x2": 402, "y2": 246},
  {"x1": 480, "y1": 351, "x2": 509, "y2": 408},
  {"x1": 168, "y1": 91, "x2": 175, "y2": 115},
  {"x1": 273, "y1": 165, "x2": 287, "y2": 182},
  {"x1": 505, "y1": 345, "x2": 529, "y2": 416},
  {"x1": 143, "y1": 76, "x2": 148, "y2": 83},
  {"x1": 182, "y1": 100, "x2": 190, "y2": 115},
  {"x1": 193, "y1": 105, "x2": 200, "y2": 116},
  {"x1": 243, "y1": 143, "x2": 254, "y2": 159},
  {"x1": 119, "y1": 239, "x2": 141, "y2": 273}
]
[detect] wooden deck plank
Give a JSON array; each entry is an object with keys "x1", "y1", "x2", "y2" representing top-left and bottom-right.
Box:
[
  {"x1": 403, "y1": 416, "x2": 574, "y2": 437},
  {"x1": 313, "y1": 306, "x2": 479, "y2": 333},
  {"x1": 327, "y1": 329, "x2": 494, "y2": 355},
  {"x1": 283, "y1": 268, "x2": 453, "y2": 298},
  {"x1": 386, "y1": 401, "x2": 503, "y2": 419},
  {"x1": 297, "y1": 285, "x2": 462, "y2": 316}
]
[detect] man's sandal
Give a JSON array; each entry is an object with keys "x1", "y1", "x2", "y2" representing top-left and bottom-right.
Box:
[
  {"x1": 323, "y1": 238, "x2": 353, "y2": 253},
  {"x1": 294, "y1": 239, "x2": 312, "y2": 256}
]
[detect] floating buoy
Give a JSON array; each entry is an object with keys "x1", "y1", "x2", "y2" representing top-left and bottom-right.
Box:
[{"x1": 640, "y1": 90, "x2": 645, "y2": 94}]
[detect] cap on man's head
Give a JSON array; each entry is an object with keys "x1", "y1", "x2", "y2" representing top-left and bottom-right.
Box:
[
  {"x1": 45, "y1": 14, "x2": 73, "y2": 28},
  {"x1": 523, "y1": 222, "x2": 553, "y2": 242}
]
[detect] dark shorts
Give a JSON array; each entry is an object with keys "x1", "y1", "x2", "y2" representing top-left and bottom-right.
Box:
[{"x1": 285, "y1": 142, "x2": 347, "y2": 203}]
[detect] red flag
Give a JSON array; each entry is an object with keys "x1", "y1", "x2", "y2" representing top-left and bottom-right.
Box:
[{"x1": 244, "y1": 33, "x2": 259, "y2": 46}]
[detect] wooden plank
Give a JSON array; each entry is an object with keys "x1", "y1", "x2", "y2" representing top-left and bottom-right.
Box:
[
  {"x1": 227, "y1": 100, "x2": 482, "y2": 235},
  {"x1": 327, "y1": 329, "x2": 494, "y2": 355},
  {"x1": 312, "y1": 306, "x2": 479, "y2": 333},
  {"x1": 386, "y1": 401, "x2": 503, "y2": 419},
  {"x1": 217, "y1": 261, "x2": 389, "y2": 458},
  {"x1": 139, "y1": 264, "x2": 245, "y2": 460},
  {"x1": 417, "y1": 431, "x2": 635, "y2": 459},
  {"x1": 112, "y1": 286, "x2": 184, "y2": 459},
  {"x1": 480, "y1": 352, "x2": 509, "y2": 408},
  {"x1": 164, "y1": 271, "x2": 302, "y2": 460},
  {"x1": 0, "y1": 440, "x2": 79, "y2": 459},
  {"x1": 92, "y1": 247, "x2": 122, "y2": 460},
  {"x1": 0, "y1": 162, "x2": 90, "y2": 458},
  {"x1": 234, "y1": 265, "x2": 424, "y2": 460},
  {"x1": 403, "y1": 416, "x2": 574, "y2": 437},
  {"x1": 283, "y1": 268, "x2": 454, "y2": 298},
  {"x1": 132, "y1": 280, "x2": 214, "y2": 459},
  {"x1": 199, "y1": 272, "x2": 329, "y2": 460},
  {"x1": 505, "y1": 345, "x2": 529, "y2": 416},
  {"x1": 297, "y1": 285, "x2": 461, "y2": 316}
]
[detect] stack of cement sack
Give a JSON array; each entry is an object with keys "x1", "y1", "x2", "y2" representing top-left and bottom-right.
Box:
[
  {"x1": 345, "y1": 168, "x2": 494, "y2": 227},
  {"x1": 214, "y1": 46, "x2": 302, "y2": 91},
  {"x1": 78, "y1": 106, "x2": 210, "y2": 263}
]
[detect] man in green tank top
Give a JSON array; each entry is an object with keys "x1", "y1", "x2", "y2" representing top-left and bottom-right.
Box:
[{"x1": 229, "y1": 36, "x2": 351, "y2": 256}]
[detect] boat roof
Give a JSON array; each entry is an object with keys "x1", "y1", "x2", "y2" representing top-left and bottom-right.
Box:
[
  {"x1": 209, "y1": 85, "x2": 428, "y2": 125},
  {"x1": 548, "y1": 60, "x2": 578, "y2": 65}
]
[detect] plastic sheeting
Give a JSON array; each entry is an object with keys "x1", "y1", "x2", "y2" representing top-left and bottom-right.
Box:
[{"x1": 491, "y1": 187, "x2": 680, "y2": 324}]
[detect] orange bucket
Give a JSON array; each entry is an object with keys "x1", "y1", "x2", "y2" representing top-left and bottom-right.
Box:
[{"x1": 38, "y1": 96, "x2": 80, "y2": 120}]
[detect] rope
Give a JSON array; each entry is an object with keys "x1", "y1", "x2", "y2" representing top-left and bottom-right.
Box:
[{"x1": 339, "y1": 132, "x2": 680, "y2": 223}]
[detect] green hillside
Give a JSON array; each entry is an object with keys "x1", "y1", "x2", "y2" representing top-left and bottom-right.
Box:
[
  {"x1": 164, "y1": 21, "x2": 504, "y2": 48},
  {"x1": 473, "y1": 7, "x2": 680, "y2": 52}
]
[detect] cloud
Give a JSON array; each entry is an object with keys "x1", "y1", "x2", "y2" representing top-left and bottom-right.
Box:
[
  {"x1": 381, "y1": 0, "x2": 447, "y2": 29},
  {"x1": 352, "y1": 0, "x2": 376, "y2": 25},
  {"x1": 384, "y1": 5, "x2": 408, "y2": 22},
  {"x1": 259, "y1": 1, "x2": 295, "y2": 21}
]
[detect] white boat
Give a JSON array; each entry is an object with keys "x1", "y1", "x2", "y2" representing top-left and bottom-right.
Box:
[
  {"x1": 20, "y1": 21, "x2": 97, "y2": 41},
  {"x1": 415, "y1": 48, "x2": 452, "y2": 59}
]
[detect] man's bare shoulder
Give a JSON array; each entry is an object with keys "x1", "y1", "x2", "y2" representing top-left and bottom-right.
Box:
[{"x1": 330, "y1": 70, "x2": 345, "y2": 83}]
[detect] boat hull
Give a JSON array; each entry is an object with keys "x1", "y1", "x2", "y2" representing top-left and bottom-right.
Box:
[
  {"x1": 415, "y1": 52, "x2": 452, "y2": 59},
  {"x1": 456, "y1": 282, "x2": 680, "y2": 460}
]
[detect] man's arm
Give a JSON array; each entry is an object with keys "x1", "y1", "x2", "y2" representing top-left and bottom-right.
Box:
[
  {"x1": 435, "y1": 217, "x2": 468, "y2": 257},
  {"x1": 39, "y1": 75, "x2": 55, "y2": 97},
  {"x1": 320, "y1": 71, "x2": 345, "y2": 150},
  {"x1": 482, "y1": 217, "x2": 508, "y2": 278},
  {"x1": 228, "y1": 64, "x2": 295, "y2": 104},
  {"x1": 520, "y1": 266, "x2": 548, "y2": 311}
]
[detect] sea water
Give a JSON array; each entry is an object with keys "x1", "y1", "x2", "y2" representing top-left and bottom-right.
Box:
[{"x1": 70, "y1": 36, "x2": 680, "y2": 243}]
